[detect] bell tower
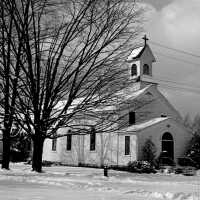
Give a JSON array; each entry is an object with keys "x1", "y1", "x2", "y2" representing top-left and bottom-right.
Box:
[{"x1": 127, "y1": 35, "x2": 156, "y2": 89}]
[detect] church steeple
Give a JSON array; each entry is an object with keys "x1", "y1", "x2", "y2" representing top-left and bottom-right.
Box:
[{"x1": 127, "y1": 36, "x2": 157, "y2": 89}]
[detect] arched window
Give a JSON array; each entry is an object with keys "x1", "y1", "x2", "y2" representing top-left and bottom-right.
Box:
[
  {"x1": 162, "y1": 132, "x2": 173, "y2": 141},
  {"x1": 143, "y1": 64, "x2": 150, "y2": 75},
  {"x1": 131, "y1": 64, "x2": 137, "y2": 76}
]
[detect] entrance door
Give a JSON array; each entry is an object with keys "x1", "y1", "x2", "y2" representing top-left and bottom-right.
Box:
[{"x1": 162, "y1": 132, "x2": 174, "y2": 159}]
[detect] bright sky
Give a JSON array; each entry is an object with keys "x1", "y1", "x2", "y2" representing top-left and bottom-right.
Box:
[{"x1": 141, "y1": 0, "x2": 200, "y2": 118}]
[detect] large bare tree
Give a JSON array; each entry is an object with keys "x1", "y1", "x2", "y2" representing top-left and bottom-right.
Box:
[
  {"x1": 0, "y1": 1, "x2": 27, "y2": 169},
  {"x1": 5, "y1": 0, "x2": 142, "y2": 172}
]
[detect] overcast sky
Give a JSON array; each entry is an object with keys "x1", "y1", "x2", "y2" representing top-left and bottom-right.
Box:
[{"x1": 140, "y1": 0, "x2": 200, "y2": 118}]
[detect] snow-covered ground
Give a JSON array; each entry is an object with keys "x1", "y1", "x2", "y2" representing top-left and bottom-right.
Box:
[{"x1": 0, "y1": 163, "x2": 200, "y2": 200}]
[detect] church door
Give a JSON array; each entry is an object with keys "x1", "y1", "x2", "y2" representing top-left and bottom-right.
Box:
[{"x1": 161, "y1": 132, "x2": 174, "y2": 160}]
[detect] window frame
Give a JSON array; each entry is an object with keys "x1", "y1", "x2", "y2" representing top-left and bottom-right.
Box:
[
  {"x1": 125, "y1": 136, "x2": 130, "y2": 155},
  {"x1": 66, "y1": 134, "x2": 72, "y2": 151},
  {"x1": 143, "y1": 64, "x2": 150, "y2": 75},
  {"x1": 131, "y1": 64, "x2": 137, "y2": 76},
  {"x1": 90, "y1": 128, "x2": 96, "y2": 151},
  {"x1": 52, "y1": 138, "x2": 57, "y2": 151}
]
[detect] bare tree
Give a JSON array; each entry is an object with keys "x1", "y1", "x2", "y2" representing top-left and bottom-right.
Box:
[
  {"x1": 0, "y1": 1, "x2": 26, "y2": 169},
  {"x1": 6, "y1": 0, "x2": 142, "y2": 172}
]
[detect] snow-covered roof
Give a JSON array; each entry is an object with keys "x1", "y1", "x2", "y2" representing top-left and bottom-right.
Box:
[
  {"x1": 54, "y1": 85, "x2": 152, "y2": 114},
  {"x1": 53, "y1": 98, "x2": 85, "y2": 115},
  {"x1": 54, "y1": 85, "x2": 151, "y2": 113},
  {"x1": 93, "y1": 105, "x2": 116, "y2": 112},
  {"x1": 121, "y1": 117, "x2": 169, "y2": 133},
  {"x1": 127, "y1": 44, "x2": 156, "y2": 62},
  {"x1": 118, "y1": 85, "x2": 151, "y2": 101},
  {"x1": 127, "y1": 46, "x2": 144, "y2": 61}
]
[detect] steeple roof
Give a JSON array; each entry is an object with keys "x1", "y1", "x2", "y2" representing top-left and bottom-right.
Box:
[
  {"x1": 127, "y1": 44, "x2": 156, "y2": 62},
  {"x1": 127, "y1": 45, "x2": 145, "y2": 61}
]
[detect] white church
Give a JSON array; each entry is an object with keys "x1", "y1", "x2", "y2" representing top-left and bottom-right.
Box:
[{"x1": 42, "y1": 41, "x2": 192, "y2": 167}]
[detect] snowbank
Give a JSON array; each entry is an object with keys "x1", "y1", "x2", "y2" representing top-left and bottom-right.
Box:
[{"x1": 0, "y1": 163, "x2": 199, "y2": 200}]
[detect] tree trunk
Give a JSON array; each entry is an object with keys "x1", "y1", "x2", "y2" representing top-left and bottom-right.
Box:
[
  {"x1": 2, "y1": 129, "x2": 11, "y2": 169},
  {"x1": 32, "y1": 137, "x2": 44, "y2": 173}
]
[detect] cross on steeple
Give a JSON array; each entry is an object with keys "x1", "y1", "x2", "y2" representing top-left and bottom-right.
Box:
[{"x1": 142, "y1": 35, "x2": 149, "y2": 46}]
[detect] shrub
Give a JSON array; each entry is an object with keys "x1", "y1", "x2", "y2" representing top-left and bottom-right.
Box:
[
  {"x1": 127, "y1": 161, "x2": 156, "y2": 173},
  {"x1": 10, "y1": 135, "x2": 31, "y2": 162},
  {"x1": 41, "y1": 161, "x2": 63, "y2": 166},
  {"x1": 186, "y1": 133, "x2": 200, "y2": 167},
  {"x1": 142, "y1": 138, "x2": 157, "y2": 166},
  {"x1": 42, "y1": 160, "x2": 54, "y2": 166}
]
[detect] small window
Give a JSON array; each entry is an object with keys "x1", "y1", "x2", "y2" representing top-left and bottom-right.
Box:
[
  {"x1": 66, "y1": 135, "x2": 72, "y2": 151},
  {"x1": 125, "y1": 136, "x2": 130, "y2": 155},
  {"x1": 131, "y1": 64, "x2": 137, "y2": 76},
  {"x1": 129, "y1": 111, "x2": 136, "y2": 125},
  {"x1": 143, "y1": 64, "x2": 150, "y2": 75},
  {"x1": 52, "y1": 138, "x2": 57, "y2": 151},
  {"x1": 90, "y1": 127, "x2": 96, "y2": 151}
]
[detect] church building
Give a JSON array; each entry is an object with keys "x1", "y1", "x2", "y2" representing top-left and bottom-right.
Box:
[{"x1": 42, "y1": 40, "x2": 192, "y2": 167}]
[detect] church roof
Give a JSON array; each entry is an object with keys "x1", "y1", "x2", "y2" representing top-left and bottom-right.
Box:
[
  {"x1": 54, "y1": 85, "x2": 152, "y2": 113},
  {"x1": 127, "y1": 45, "x2": 145, "y2": 61},
  {"x1": 121, "y1": 117, "x2": 169, "y2": 132},
  {"x1": 118, "y1": 85, "x2": 151, "y2": 101}
]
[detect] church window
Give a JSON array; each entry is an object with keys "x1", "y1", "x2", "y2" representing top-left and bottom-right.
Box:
[
  {"x1": 162, "y1": 132, "x2": 173, "y2": 141},
  {"x1": 52, "y1": 138, "x2": 57, "y2": 151},
  {"x1": 162, "y1": 132, "x2": 174, "y2": 159},
  {"x1": 125, "y1": 136, "x2": 130, "y2": 155},
  {"x1": 131, "y1": 64, "x2": 137, "y2": 76},
  {"x1": 129, "y1": 111, "x2": 136, "y2": 125},
  {"x1": 66, "y1": 134, "x2": 72, "y2": 151},
  {"x1": 90, "y1": 127, "x2": 96, "y2": 151},
  {"x1": 143, "y1": 64, "x2": 150, "y2": 75}
]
